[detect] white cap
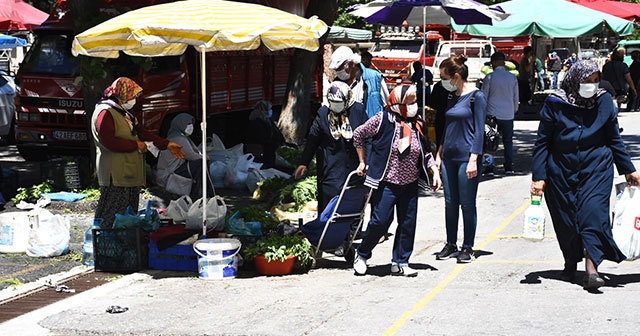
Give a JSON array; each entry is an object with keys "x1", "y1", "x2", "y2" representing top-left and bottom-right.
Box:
[{"x1": 329, "y1": 46, "x2": 361, "y2": 70}]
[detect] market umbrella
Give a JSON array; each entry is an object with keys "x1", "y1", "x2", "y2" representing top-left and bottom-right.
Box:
[
  {"x1": 0, "y1": 0, "x2": 49, "y2": 31},
  {"x1": 0, "y1": 33, "x2": 27, "y2": 48},
  {"x1": 451, "y1": 0, "x2": 636, "y2": 37},
  {"x1": 569, "y1": 0, "x2": 640, "y2": 23},
  {"x1": 72, "y1": 0, "x2": 328, "y2": 236},
  {"x1": 348, "y1": 0, "x2": 510, "y2": 117}
]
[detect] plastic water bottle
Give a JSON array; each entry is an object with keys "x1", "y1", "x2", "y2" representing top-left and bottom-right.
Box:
[
  {"x1": 523, "y1": 196, "x2": 545, "y2": 241},
  {"x1": 82, "y1": 219, "x2": 102, "y2": 266}
]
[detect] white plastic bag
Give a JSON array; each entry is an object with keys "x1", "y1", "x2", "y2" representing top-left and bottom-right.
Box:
[
  {"x1": 25, "y1": 208, "x2": 70, "y2": 257},
  {"x1": 165, "y1": 195, "x2": 193, "y2": 223},
  {"x1": 209, "y1": 143, "x2": 243, "y2": 164},
  {"x1": 209, "y1": 161, "x2": 227, "y2": 188},
  {"x1": 197, "y1": 134, "x2": 226, "y2": 153},
  {"x1": 185, "y1": 196, "x2": 227, "y2": 231},
  {"x1": 224, "y1": 153, "x2": 262, "y2": 189},
  {"x1": 612, "y1": 186, "x2": 640, "y2": 260}
]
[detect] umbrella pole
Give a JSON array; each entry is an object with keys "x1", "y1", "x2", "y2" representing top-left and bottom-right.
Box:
[
  {"x1": 422, "y1": 6, "x2": 426, "y2": 121},
  {"x1": 200, "y1": 50, "x2": 208, "y2": 238}
]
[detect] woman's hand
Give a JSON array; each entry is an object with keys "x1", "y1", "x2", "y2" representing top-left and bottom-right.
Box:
[
  {"x1": 294, "y1": 165, "x2": 306, "y2": 179},
  {"x1": 167, "y1": 142, "x2": 185, "y2": 160},
  {"x1": 625, "y1": 172, "x2": 640, "y2": 186},
  {"x1": 466, "y1": 157, "x2": 478, "y2": 179},
  {"x1": 431, "y1": 167, "x2": 442, "y2": 192},
  {"x1": 531, "y1": 180, "x2": 546, "y2": 196},
  {"x1": 136, "y1": 141, "x2": 147, "y2": 153},
  {"x1": 356, "y1": 162, "x2": 367, "y2": 176}
]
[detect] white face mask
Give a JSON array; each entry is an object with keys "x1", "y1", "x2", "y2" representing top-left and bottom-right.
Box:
[
  {"x1": 441, "y1": 79, "x2": 457, "y2": 92},
  {"x1": 578, "y1": 83, "x2": 599, "y2": 98},
  {"x1": 335, "y1": 68, "x2": 350, "y2": 81},
  {"x1": 329, "y1": 100, "x2": 346, "y2": 113},
  {"x1": 184, "y1": 124, "x2": 194, "y2": 135},
  {"x1": 122, "y1": 98, "x2": 136, "y2": 110},
  {"x1": 406, "y1": 103, "x2": 418, "y2": 118}
]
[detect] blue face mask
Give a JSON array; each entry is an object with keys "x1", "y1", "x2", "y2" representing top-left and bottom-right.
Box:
[{"x1": 267, "y1": 109, "x2": 273, "y2": 118}]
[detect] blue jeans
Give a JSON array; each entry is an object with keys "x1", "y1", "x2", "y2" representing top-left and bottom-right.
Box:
[
  {"x1": 495, "y1": 119, "x2": 513, "y2": 171},
  {"x1": 537, "y1": 70, "x2": 545, "y2": 91},
  {"x1": 357, "y1": 181, "x2": 418, "y2": 264},
  {"x1": 441, "y1": 159, "x2": 481, "y2": 248},
  {"x1": 551, "y1": 71, "x2": 559, "y2": 89}
]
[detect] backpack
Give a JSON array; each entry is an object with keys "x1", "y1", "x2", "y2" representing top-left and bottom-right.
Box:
[{"x1": 447, "y1": 90, "x2": 500, "y2": 154}]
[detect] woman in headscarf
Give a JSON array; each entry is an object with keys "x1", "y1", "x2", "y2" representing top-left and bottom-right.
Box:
[
  {"x1": 294, "y1": 81, "x2": 368, "y2": 212},
  {"x1": 91, "y1": 77, "x2": 185, "y2": 228},
  {"x1": 531, "y1": 60, "x2": 640, "y2": 290},
  {"x1": 245, "y1": 100, "x2": 284, "y2": 168},
  {"x1": 156, "y1": 113, "x2": 213, "y2": 201},
  {"x1": 351, "y1": 84, "x2": 441, "y2": 277}
]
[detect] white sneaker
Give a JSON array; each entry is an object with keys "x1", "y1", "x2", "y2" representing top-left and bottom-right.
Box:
[
  {"x1": 391, "y1": 263, "x2": 418, "y2": 277},
  {"x1": 353, "y1": 253, "x2": 368, "y2": 275}
]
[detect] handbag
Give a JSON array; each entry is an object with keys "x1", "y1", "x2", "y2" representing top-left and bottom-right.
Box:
[
  {"x1": 185, "y1": 196, "x2": 227, "y2": 231},
  {"x1": 612, "y1": 186, "x2": 640, "y2": 260},
  {"x1": 165, "y1": 164, "x2": 193, "y2": 195}
]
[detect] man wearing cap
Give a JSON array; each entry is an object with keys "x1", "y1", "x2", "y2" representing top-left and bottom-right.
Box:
[
  {"x1": 329, "y1": 46, "x2": 388, "y2": 118},
  {"x1": 547, "y1": 51, "x2": 563, "y2": 90},
  {"x1": 481, "y1": 52, "x2": 519, "y2": 175}
]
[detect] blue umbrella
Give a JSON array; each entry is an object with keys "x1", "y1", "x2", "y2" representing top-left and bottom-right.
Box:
[
  {"x1": 348, "y1": 0, "x2": 510, "y2": 118},
  {"x1": 348, "y1": 0, "x2": 510, "y2": 27},
  {"x1": 0, "y1": 34, "x2": 27, "y2": 49}
]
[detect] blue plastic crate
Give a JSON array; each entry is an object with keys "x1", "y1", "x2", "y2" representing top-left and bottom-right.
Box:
[{"x1": 148, "y1": 241, "x2": 198, "y2": 272}]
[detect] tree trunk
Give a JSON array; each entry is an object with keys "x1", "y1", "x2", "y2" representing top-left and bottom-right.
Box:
[
  {"x1": 277, "y1": 0, "x2": 338, "y2": 145},
  {"x1": 68, "y1": 1, "x2": 113, "y2": 177}
]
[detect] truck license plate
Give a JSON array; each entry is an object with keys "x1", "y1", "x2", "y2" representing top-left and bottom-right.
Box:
[{"x1": 53, "y1": 131, "x2": 87, "y2": 141}]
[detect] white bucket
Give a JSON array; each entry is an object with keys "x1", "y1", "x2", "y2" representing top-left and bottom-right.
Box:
[
  {"x1": 0, "y1": 212, "x2": 31, "y2": 253},
  {"x1": 193, "y1": 238, "x2": 241, "y2": 280}
]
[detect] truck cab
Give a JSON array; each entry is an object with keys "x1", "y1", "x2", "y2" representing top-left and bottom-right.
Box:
[
  {"x1": 370, "y1": 27, "x2": 444, "y2": 91},
  {"x1": 431, "y1": 40, "x2": 497, "y2": 83}
]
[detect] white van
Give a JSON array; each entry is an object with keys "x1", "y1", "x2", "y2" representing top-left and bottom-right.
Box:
[{"x1": 431, "y1": 40, "x2": 497, "y2": 83}]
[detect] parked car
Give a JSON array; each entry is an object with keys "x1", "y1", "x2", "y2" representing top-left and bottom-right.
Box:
[{"x1": 578, "y1": 49, "x2": 598, "y2": 60}]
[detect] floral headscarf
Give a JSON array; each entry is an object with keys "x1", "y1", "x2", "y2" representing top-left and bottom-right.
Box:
[
  {"x1": 327, "y1": 81, "x2": 354, "y2": 140},
  {"x1": 387, "y1": 85, "x2": 418, "y2": 159},
  {"x1": 102, "y1": 77, "x2": 142, "y2": 135},
  {"x1": 553, "y1": 60, "x2": 605, "y2": 109},
  {"x1": 103, "y1": 77, "x2": 143, "y2": 103}
]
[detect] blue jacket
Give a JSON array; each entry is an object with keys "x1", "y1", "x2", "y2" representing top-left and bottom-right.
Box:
[{"x1": 365, "y1": 110, "x2": 432, "y2": 191}]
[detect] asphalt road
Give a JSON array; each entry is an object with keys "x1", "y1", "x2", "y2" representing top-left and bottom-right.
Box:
[{"x1": 1, "y1": 110, "x2": 640, "y2": 335}]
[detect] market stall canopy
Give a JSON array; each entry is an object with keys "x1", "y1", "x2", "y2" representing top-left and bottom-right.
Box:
[
  {"x1": 0, "y1": 0, "x2": 49, "y2": 31},
  {"x1": 569, "y1": 0, "x2": 640, "y2": 22},
  {"x1": 72, "y1": 0, "x2": 327, "y2": 58},
  {"x1": 328, "y1": 26, "x2": 372, "y2": 41},
  {"x1": 0, "y1": 33, "x2": 26, "y2": 48},
  {"x1": 452, "y1": 0, "x2": 636, "y2": 37}
]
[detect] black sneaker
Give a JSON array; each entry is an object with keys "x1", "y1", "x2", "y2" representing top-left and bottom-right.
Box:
[
  {"x1": 436, "y1": 243, "x2": 459, "y2": 260},
  {"x1": 457, "y1": 248, "x2": 474, "y2": 263}
]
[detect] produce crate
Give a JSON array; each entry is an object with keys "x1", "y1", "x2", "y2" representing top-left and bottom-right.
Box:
[
  {"x1": 94, "y1": 228, "x2": 149, "y2": 273},
  {"x1": 148, "y1": 241, "x2": 198, "y2": 272}
]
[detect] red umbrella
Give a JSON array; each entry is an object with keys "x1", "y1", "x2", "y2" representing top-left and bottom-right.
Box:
[
  {"x1": 0, "y1": 0, "x2": 49, "y2": 31},
  {"x1": 569, "y1": 0, "x2": 640, "y2": 22}
]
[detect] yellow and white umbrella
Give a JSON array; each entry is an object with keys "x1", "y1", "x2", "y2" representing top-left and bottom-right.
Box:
[{"x1": 72, "y1": 0, "x2": 328, "y2": 236}]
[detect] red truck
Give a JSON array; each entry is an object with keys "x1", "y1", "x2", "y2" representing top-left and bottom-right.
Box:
[
  {"x1": 370, "y1": 26, "x2": 445, "y2": 90},
  {"x1": 13, "y1": 0, "x2": 317, "y2": 161}
]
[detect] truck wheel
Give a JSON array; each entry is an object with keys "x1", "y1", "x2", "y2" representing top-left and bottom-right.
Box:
[{"x1": 16, "y1": 145, "x2": 48, "y2": 161}]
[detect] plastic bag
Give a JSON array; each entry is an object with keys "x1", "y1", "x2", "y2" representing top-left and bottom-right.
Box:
[
  {"x1": 25, "y1": 208, "x2": 70, "y2": 257},
  {"x1": 225, "y1": 153, "x2": 262, "y2": 189},
  {"x1": 165, "y1": 195, "x2": 193, "y2": 223},
  {"x1": 185, "y1": 196, "x2": 227, "y2": 231},
  {"x1": 209, "y1": 161, "x2": 227, "y2": 188},
  {"x1": 209, "y1": 143, "x2": 243, "y2": 164},
  {"x1": 612, "y1": 186, "x2": 640, "y2": 260},
  {"x1": 224, "y1": 210, "x2": 260, "y2": 236},
  {"x1": 113, "y1": 201, "x2": 160, "y2": 232},
  {"x1": 165, "y1": 172, "x2": 193, "y2": 195},
  {"x1": 197, "y1": 134, "x2": 226, "y2": 153}
]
